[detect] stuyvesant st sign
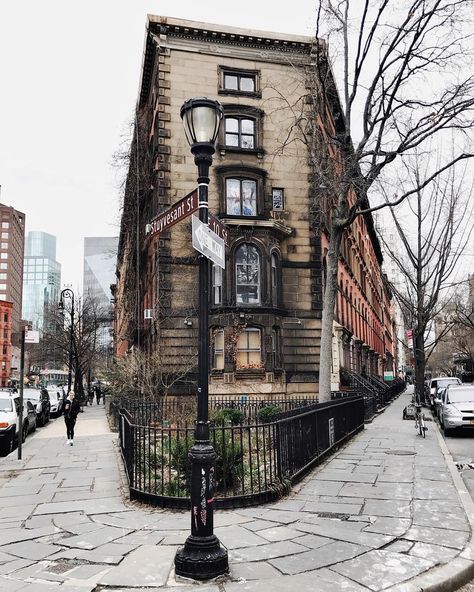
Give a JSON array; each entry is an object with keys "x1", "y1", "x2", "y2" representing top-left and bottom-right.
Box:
[
  {"x1": 147, "y1": 189, "x2": 198, "y2": 237},
  {"x1": 146, "y1": 189, "x2": 229, "y2": 245}
]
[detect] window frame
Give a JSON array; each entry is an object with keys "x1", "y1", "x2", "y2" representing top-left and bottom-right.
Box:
[
  {"x1": 212, "y1": 264, "x2": 223, "y2": 306},
  {"x1": 224, "y1": 116, "x2": 256, "y2": 150},
  {"x1": 225, "y1": 177, "x2": 258, "y2": 217},
  {"x1": 272, "y1": 188, "x2": 285, "y2": 210},
  {"x1": 218, "y1": 105, "x2": 263, "y2": 154},
  {"x1": 235, "y1": 243, "x2": 261, "y2": 305},
  {"x1": 217, "y1": 165, "x2": 266, "y2": 218},
  {"x1": 236, "y1": 327, "x2": 262, "y2": 369},
  {"x1": 271, "y1": 251, "x2": 279, "y2": 306},
  {"x1": 212, "y1": 328, "x2": 225, "y2": 370},
  {"x1": 219, "y1": 66, "x2": 260, "y2": 98}
]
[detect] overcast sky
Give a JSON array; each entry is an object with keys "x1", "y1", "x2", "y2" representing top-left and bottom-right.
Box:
[{"x1": 0, "y1": 1, "x2": 317, "y2": 292}]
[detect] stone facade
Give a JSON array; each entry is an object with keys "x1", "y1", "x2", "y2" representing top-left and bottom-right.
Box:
[{"x1": 115, "y1": 15, "x2": 395, "y2": 397}]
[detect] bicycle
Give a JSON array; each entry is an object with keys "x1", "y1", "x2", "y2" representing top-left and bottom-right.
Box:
[{"x1": 414, "y1": 403, "x2": 427, "y2": 438}]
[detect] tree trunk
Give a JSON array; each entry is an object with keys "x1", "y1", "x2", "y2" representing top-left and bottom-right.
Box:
[
  {"x1": 414, "y1": 332, "x2": 426, "y2": 405},
  {"x1": 319, "y1": 226, "x2": 343, "y2": 402}
]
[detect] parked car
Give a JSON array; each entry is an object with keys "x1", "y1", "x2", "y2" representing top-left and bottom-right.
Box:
[
  {"x1": 0, "y1": 391, "x2": 37, "y2": 455},
  {"x1": 23, "y1": 388, "x2": 51, "y2": 427},
  {"x1": 440, "y1": 385, "x2": 474, "y2": 435},
  {"x1": 47, "y1": 386, "x2": 64, "y2": 417},
  {"x1": 429, "y1": 377, "x2": 461, "y2": 409}
]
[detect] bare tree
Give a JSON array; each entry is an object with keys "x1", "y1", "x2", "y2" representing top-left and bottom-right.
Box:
[
  {"x1": 380, "y1": 158, "x2": 473, "y2": 399},
  {"x1": 305, "y1": 0, "x2": 474, "y2": 400},
  {"x1": 42, "y1": 296, "x2": 101, "y2": 402}
]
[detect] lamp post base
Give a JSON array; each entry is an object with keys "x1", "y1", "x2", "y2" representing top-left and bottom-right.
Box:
[{"x1": 175, "y1": 534, "x2": 228, "y2": 581}]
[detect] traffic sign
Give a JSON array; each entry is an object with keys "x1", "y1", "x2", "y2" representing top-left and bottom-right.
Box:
[
  {"x1": 147, "y1": 189, "x2": 198, "y2": 237},
  {"x1": 208, "y1": 213, "x2": 229, "y2": 245},
  {"x1": 25, "y1": 330, "x2": 40, "y2": 344},
  {"x1": 192, "y1": 216, "x2": 225, "y2": 269}
]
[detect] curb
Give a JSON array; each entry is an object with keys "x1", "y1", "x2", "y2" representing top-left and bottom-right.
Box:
[{"x1": 387, "y1": 414, "x2": 474, "y2": 592}]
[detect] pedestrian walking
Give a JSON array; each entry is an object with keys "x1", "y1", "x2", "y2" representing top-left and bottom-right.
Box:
[
  {"x1": 95, "y1": 385, "x2": 101, "y2": 405},
  {"x1": 63, "y1": 391, "x2": 80, "y2": 445}
]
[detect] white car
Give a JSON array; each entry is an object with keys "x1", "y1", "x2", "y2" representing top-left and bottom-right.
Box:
[
  {"x1": 22, "y1": 388, "x2": 51, "y2": 426},
  {"x1": 0, "y1": 392, "x2": 37, "y2": 455},
  {"x1": 431, "y1": 377, "x2": 461, "y2": 413},
  {"x1": 440, "y1": 385, "x2": 474, "y2": 436},
  {"x1": 47, "y1": 387, "x2": 65, "y2": 416}
]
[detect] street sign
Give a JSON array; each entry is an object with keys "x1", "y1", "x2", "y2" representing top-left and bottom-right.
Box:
[
  {"x1": 208, "y1": 213, "x2": 229, "y2": 246},
  {"x1": 25, "y1": 330, "x2": 40, "y2": 344},
  {"x1": 192, "y1": 216, "x2": 225, "y2": 269},
  {"x1": 147, "y1": 189, "x2": 198, "y2": 237}
]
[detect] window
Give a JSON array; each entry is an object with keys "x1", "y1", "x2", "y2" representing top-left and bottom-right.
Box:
[
  {"x1": 221, "y1": 69, "x2": 257, "y2": 94},
  {"x1": 225, "y1": 117, "x2": 255, "y2": 149},
  {"x1": 1, "y1": 233, "x2": 8, "y2": 239},
  {"x1": 3, "y1": 314, "x2": 7, "y2": 322},
  {"x1": 212, "y1": 329, "x2": 225, "y2": 370},
  {"x1": 272, "y1": 188, "x2": 284, "y2": 210},
  {"x1": 236, "y1": 244, "x2": 260, "y2": 304},
  {"x1": 271, "y1": 329, "x2": 280, "y2": 368},
  {"x1": 0, "y1": 295, "x2": 6, "y2": 301},
  {"x1": 1, "y1": 222, "x2": 8, "y2": 229},
  {"x1": 271, "y1": 252, "x2": 279, "y2": 305},
  {"x1": 226, "y1": 179, "x2": 257, "y2": 216},
  {"x1": 0, "y1": 264, "x2": 6, "y2": 270},
  {"x1": 0, "y1": 254, "x2": 7, "y2": 260},
  {"x1": 0, "y1": 284, "x2": 6, "y2": 291},
  {"x1": 236, "y1": 328, "x2": 262, "y2": 368},
  {"x1": 212, "y1": 265, "x2": 223, "y2": 305},
  {"x1": 1, "y1": 243, "x2": 7, "y2": 249},
  {"x1": 0, "y1": 274, "x2": 6, "y2": 280}
]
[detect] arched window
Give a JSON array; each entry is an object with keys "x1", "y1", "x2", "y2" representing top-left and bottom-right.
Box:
[
  {"x1": 236, "y1": 327, "x2": 262, "y2": 368},
  {"x1": 271, "y1": 252, "x2": 279, "y2": 305},
  {"x1": 235, "y1": 244, "x2": 260, "y2": 304}
]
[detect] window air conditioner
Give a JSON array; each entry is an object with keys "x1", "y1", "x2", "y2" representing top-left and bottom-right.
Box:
[{"x1": 144, "y1": 309, "x2": 153, "y2": 320}]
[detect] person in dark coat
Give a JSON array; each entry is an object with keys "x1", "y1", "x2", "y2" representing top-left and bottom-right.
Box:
[
  {"x1": 64, "y1": 391, "x2": 80, "y2": 445},
  {"x1": 95, "y1": 385, "x2": 101, "y2": 405}
]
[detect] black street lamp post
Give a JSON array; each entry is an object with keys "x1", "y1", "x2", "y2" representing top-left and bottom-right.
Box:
[
  {"x1": 174, "y1": 98, "x2": 228, "y2": 580},
  {"x1": 59, "y1": 288, "x2": 75, "y2": 393}
]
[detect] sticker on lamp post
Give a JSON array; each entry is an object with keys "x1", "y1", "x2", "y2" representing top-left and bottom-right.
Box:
[{"x1": 328, "y1": 417, "x2": 335, "y2": 447}]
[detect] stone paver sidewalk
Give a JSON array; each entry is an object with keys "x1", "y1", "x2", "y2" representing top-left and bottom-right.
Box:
[{"x1": 0, "y1": 391, "x2": 473, "y2": 592}]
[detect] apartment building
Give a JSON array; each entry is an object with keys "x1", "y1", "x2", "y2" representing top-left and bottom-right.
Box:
[{"x1": 114, "y1": 15, "x2": 396, "y2": 396}]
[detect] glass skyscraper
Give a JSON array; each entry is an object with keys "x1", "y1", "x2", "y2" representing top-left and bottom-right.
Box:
[
  {"x1": 22, "y1": 231, "x2": 61, "y2": 331},
  {"x1": 83, "y1": 237, "x2": 118, "y2": 353}
]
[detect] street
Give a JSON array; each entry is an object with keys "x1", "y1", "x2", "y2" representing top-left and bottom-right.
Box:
[{"x1": 427, "y1": 391, "x2": 474, "y2": 592}]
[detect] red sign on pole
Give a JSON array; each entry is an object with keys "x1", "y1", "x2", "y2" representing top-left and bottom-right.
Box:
[{"x1": 147, "y1": 189, "x2": 198, "y2": 237}]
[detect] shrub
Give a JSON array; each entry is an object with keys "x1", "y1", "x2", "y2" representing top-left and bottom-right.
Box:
[
  {"x1": 257, "y1": 405, "x2": 281, "y2": 423},
  {"x1": 211, "y1": 407, "x2": 245, "y2": 426}
]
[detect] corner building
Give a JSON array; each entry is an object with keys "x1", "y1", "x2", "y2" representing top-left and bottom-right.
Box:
[{"x1": 115, "y1": 16, "x2": 395, "y2": 396}]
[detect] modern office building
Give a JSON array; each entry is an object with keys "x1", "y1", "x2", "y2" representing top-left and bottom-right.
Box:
[
  {"x1": 22, "y1": 231, "x2": 61, "y2": 332},
  {"x1": 83, "y1": 237, "x2": 118, "y2": 352},
  {"x1": 0, "y1": 203, "x2": 25, "y2": 342}
]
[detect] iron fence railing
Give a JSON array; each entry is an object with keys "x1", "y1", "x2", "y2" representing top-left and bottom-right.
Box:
[
  {"x1": 111, "y1": 395, "x2": 319, "y2": 427},
  {"x1": 118, "y1": 395, "x2": 365, "y2": 509}
]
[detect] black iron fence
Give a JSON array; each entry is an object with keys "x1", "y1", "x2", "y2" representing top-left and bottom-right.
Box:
[
  {"x1": 111, "y1": 395, "x2": 318, "y2": 427},
  {"x1": 118, "y1": 395, "x2": 365, "y2": 509}
]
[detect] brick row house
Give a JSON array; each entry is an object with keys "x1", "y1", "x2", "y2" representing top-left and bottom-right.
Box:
[{"x1": 114, "y1": 15, "x2": 396, "y2": 397}]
